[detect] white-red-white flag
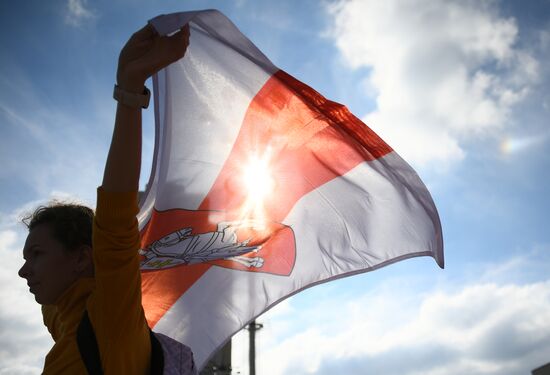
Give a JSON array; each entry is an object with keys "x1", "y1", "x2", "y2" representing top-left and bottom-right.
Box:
[{"x1": 139, "y1": 10, "x2": 443, "y2": 369}]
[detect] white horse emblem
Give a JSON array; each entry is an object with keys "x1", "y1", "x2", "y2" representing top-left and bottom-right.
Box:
[{"x1": 140, "y1": 220, "x2": 267, "y2": 270}]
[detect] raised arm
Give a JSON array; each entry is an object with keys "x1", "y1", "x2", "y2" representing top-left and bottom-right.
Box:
[
  {"x1": 88, "y1": 25, "x2": 190, "y2": 372},
  {"x1": 102, "y1": 24, "x2": 189, "y2": 192}
]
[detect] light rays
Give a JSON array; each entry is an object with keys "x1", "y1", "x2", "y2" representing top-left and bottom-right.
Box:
[{"x1": 239, "y1": 148, "x2": 275, "y2": 224}]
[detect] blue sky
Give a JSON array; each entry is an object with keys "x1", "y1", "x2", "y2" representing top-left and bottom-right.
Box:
[{"x1": 1, "y1": 1, "x2": 549, "y2": 374}]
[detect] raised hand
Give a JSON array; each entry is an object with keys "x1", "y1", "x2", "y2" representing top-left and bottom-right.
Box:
[
  {"x1": 102, "y1": 24, "x2": 189, "y2": 192},
  {"x1": 117, "y1": 24, "x2": 190, "y2": 93}
]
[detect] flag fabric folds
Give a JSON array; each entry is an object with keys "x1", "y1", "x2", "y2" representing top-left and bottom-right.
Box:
[{"x1": 140, "y1": 10, "x2": 444, "y2": 369}]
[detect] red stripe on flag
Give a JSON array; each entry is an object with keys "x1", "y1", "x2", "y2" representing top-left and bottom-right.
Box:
[
  {"x1": 276, "y1": 70, "x2": 392, "y2": 160},
  {"x1": 202, "y1": 70, "x2": 392, "y2": 218},
  {"x1": 141, "y1": 70, "x2": 392, "y2": 327}
]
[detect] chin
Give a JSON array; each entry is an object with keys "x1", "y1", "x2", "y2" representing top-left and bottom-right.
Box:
[
  {"x1": 33, "y1": 293, "x2": 50, "y2": 305},
  {"x1": 33, "y1": 294, "x2": 44, "y2": 304}
]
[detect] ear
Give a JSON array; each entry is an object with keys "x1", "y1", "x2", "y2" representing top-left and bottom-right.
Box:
[{"x1": 74, "y1": 245, "x2": 94, "y2": 277}]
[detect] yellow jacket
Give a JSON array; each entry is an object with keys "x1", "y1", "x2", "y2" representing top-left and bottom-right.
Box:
[{"x1": 41, "y1": 188, "x2": 151, "y2": 374}]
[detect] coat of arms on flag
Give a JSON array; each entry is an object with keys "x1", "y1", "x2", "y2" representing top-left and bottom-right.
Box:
[{"x1": 137, "y1": 10, "x2": 444, "y2": 369}]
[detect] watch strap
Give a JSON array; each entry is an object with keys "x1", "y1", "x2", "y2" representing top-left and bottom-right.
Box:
[{"x1": 113, "y1": 85, "x2": 151, "y2": 109}]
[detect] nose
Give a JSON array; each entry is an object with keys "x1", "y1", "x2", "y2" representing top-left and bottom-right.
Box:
[{"x1": 18, "y1": 261, "x2": 30, "y2": 279}]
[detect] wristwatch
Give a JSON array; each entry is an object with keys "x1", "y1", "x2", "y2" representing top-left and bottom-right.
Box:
[{"x1": 113, "y1": 84, "x2": 151, "y2": 109}]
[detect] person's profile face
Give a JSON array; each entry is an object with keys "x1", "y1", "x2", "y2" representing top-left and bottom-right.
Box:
[{"x1": 18, "y1": 224, "x2": 80, "y2": 305}]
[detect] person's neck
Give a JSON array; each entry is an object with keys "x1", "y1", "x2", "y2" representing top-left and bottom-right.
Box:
[{"x1": 55, "y1": 277, "x2": 95, "y2": 323}]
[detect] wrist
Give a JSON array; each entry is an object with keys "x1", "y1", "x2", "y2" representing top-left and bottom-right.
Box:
[{"x1": 116, "y1": 70, "x2": 146, "y2": 94}]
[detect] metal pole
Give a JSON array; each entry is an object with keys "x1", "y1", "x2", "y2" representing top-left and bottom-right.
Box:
[
  {"x1": 249, "y1": 320, "x2": 256, "y2": 375},
  {"x1": 248, "y1": 320, "x2": 263, "y2": 375}
]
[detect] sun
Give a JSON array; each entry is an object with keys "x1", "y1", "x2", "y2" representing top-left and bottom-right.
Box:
[{"x1": 240, "y1": 149, "x2": 275, "y2": 220}]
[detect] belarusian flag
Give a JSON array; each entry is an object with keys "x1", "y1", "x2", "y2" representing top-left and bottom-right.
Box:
[{"x1": 138, "y1": 10, "x2": 444, "y2": 369}]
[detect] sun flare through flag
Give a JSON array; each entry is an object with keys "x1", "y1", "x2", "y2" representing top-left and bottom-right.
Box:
[{"x1": 139, "y1": 10, "x2": 444, "y2": 369}]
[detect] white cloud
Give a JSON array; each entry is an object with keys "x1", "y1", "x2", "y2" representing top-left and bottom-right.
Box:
[
  {"x1": 250, "y1": 279, "x2": 550, "y2": 375},
  {"x1": 64, "y1": 0, "x2": 96, "y2": 27},
  {"x1": 327, "y1": 0, "x2": 539, "y2": 167}
]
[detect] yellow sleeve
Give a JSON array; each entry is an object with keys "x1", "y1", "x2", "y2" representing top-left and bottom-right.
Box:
[{"x1": 89, "y1": 187, "x2": 151, "y2": 374}]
